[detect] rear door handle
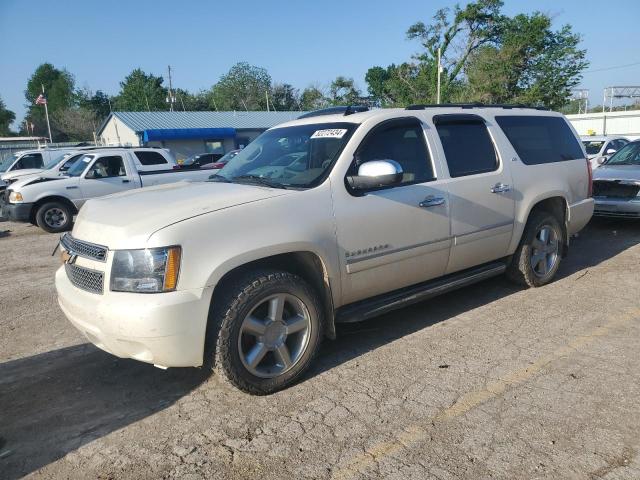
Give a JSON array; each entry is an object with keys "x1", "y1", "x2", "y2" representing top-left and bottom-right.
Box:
[
  {"x1": 419, "y1": 195, "x2": 446, "y2": 208},
  {"x1": 122, "y1": 179, "x2": 130, "y2": 183},
  {"x1": 491, "y1": 183, "x2": 511, "y2": 193}
]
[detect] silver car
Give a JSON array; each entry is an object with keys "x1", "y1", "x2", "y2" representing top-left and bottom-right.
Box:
[
  {"x1": 593, "y1": 140, "x2": 640, "y2": 218},
  {"x1": 581, "y1": 135, "x2": 629, "y2": 170}
]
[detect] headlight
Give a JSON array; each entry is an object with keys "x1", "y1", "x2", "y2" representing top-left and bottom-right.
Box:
[
  {"x1": 110, "y1": 246, "x2": 181, "y2": 293},
  {"x1": 8, "y1": 191, "x2": 23, "y2": 203}
]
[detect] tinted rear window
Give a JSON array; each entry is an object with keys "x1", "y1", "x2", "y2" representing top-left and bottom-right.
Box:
[
  {"x1": 135, "y1": 151, "x2": 168, "y2": 165},
  {"x1": 495, "y1": 116, "x2": 584, "y2": 165},
  {"x1": 434, "y1": 115, "x2": 498, "y2": 177}
]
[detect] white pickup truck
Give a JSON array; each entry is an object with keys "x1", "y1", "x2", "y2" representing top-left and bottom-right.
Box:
[
  {"x1": 54, "y1": 105, "x2": 594, "y2": 394},
  {"x1": 0, "y1": 147, "x2": 79, "y2": 193},
  {"x1": 3, "y1": 147, "x2": 213, "y2": 232}
]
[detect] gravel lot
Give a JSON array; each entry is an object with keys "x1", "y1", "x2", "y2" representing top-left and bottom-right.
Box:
[{"x1": 1, "y1": 217, "x2": 639, "y2": 480}]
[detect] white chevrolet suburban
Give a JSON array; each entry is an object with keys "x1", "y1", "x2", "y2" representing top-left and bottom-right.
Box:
[
  {"x1": 3, "y1": 147, "x2": 213, "y2": 232},
  {"x1": 55, "y1": 105, "x2": 594, "y2": 394}
]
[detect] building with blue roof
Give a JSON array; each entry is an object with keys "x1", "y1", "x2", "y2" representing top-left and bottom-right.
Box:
[{"x1": 97, "y1": 111, "x2": 307, "y2": 161}]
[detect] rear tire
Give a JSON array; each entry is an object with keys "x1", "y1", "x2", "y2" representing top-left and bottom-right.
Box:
[
  {"x1": 206, "y1": 269, "x2": 323, "y2": 395},
  {"x1": 35, "y1": 202, "x2": 73, "y2": 233},
  {"x1": 507, "y1": 210, "x2": 563, "y2": 288}
]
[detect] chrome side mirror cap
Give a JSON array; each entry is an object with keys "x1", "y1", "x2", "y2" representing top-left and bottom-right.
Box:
[
  {"x1": 347, "y1": 160, "x2": 403, "y2": 190},
  {"x1": 605, "y1": 148, "x2": 617, "y2": 155}
]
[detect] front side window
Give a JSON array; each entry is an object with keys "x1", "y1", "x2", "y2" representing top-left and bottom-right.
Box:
[
  {"x1": 87, "y1": 156, "x2": 126, "y2": 178},
  {"x1": 496, "y1": 115, "x2": 584, "y2": 165},
  {"x1": 214, "y1": 122, "x2": 357, "y2": 189},
  {"x1": 16, "y1": 153, "x2": 44, "y2": 169},
  {"x1": 350, "y1": 118, "x2": 434, "y2": 185},
  {"x1": 45, "y1": 152, "x2": 70, "y2": 169},
  {"x1": 434, "y1": 115, "x2": 497, "y2": 177}
]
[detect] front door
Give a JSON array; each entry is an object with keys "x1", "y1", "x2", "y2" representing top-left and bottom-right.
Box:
[
  {"x1": 79, "y1": 154, "x2": 136, "y2": 205},
  {"x1": 432, "y1": 114, "x2": 515, "y2": 273},
  {"x1": 333, "y1": 117, "x2": 452, "y2": 305}
]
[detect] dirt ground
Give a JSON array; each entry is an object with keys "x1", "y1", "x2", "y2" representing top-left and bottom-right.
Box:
[{"x1": 1, "y1": 217, "x2": 639, "y2": 480}]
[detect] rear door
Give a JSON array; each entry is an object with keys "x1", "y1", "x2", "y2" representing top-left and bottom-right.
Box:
[
  {"x1": 432, "y1": 114, "x2": 515, "y2": 274},
  {"x1": 79, "y1": 154, "x2": 136, "y2": 200}
]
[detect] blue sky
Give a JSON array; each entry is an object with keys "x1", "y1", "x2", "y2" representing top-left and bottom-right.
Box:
[{"x1": 1, "y1": 0, "x2": 639, "y2": 127}]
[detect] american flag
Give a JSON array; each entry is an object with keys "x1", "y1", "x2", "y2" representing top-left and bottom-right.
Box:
[{"x1": 35, "y1": 94, "x2": 47, "y2": 105}]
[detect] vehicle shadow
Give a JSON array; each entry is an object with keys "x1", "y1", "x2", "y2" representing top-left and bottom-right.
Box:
[
  {"x1": 310, "y1": 217, "x2": 640, "y2": 377},
  {"x1": 0, "y1": 343, "x2": 209, "y2": 480}
]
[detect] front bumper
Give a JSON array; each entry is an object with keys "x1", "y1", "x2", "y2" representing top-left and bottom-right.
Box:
[
  {"x1": 55, "y1": 266, "x2": 214, "y2": 367},
  {"x1": 1, "y1": 201, "x2": 33, "y2": 222},
  {"x1": 593, "y1": 197, "x2": 640, "y2": 218}
]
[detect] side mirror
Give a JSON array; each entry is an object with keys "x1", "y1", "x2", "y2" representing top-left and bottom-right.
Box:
[
  {"x1": 85, "y1": 169, "x2": 97, "y2": 179},
  {"x1": 605, "y1": 148, "x2": 617, "y2": 155},
  {"x1": 347, "y1": 160, "x2": 403, "y2": 190},
  {"x1": 597, "y1": 156, "x2": 607, "y2": 165}
]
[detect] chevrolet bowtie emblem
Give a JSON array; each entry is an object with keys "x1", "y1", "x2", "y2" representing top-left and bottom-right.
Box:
[{"x1": 61, "y1": 249, "x2": 77, "y2": 265}]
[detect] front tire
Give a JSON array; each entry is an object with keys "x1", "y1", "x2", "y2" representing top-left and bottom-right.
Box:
[
  {"x1": 35, "y1": 202, "x2": 73, "y2": 233},
  {"x1": 208, "y1": 270, "x2": 323, "y2": 394},
  {"x1": 507, "y1": 210, "x2": 564, "y2": 287}
]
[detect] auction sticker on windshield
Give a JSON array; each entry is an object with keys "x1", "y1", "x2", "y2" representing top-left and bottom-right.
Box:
[{"x1": 311, "y1": 129, "x2": 348, "y2": 139}]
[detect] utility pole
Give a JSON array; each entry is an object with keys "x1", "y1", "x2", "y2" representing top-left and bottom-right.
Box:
[
  {"x1": 167, "y1": 65, "x2": 176, "y2": 112},
  {"x1": 266, "y1": 90, "x2": 270, "y2": 112},
  {"x1": 436, "y1": 48, "x2": 442, "y2": 105}
]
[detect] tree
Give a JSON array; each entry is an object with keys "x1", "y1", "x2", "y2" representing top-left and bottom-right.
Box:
[
  {"x1": 405, "y1": 0, "x2": 504, "y2": 102},
  {"x1": 328, "y1": 76, "x2": 361, "y2": 105},
  {"x1": 25, "y1": 63, "x2": 75, "y2": 138},
  {"x1": 269, "y1": 83, "x2": 299, "y2": 110},
  {"x1": 52, "y1": 108, "x2": 98, "y2": 141},
  {"x1": 115, "y1": 69, "x2": 167, "y2": 111},
  {"x1": 464, "y1": 14, "x2": 587, "y2": 109},
  {"x1": 174, "y1": 89, "x2": 210, "y2": 111},
  {"x1": 299, "y1": 86, "x2": 327, "y2": 110},
  {"x1": 77, "y1": 87, "x2": 112, "y2": 120},
  {"x1": 0, "y1": 97, "x2": 16, "y2": 135},
  {"x1": 210, "y1": 62, "x2": 272, "y2": 111}
]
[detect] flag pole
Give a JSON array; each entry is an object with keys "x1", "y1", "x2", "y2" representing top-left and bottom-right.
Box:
[{"x1": 42, "y1": 84, "x2": 53, "y2": 143}]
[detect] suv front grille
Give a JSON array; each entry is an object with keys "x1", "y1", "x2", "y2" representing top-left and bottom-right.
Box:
[
  {"x1": 61, "y1": 233, "x2": 108, "y2": 262},
  {"x1": 65, "y1": 263, "x2": 104, "y2": 294}
]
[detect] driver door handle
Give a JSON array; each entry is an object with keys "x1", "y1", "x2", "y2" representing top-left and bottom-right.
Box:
[
  {"x1": 491, "y1": 183, "x2": 511, "y2": 193},
  {"x1": 419, "y1": 195, "x2": 446, "y2": 208}
]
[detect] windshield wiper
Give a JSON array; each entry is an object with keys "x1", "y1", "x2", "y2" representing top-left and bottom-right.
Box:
[
  {"x1": 232, "y1": 174, "x2": 289, "y2": 189},
  {"x1": 208, "y1": 173, "x2": 232, "y2": 183}
]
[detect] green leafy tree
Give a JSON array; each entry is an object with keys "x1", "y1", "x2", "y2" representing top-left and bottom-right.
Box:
[
  {"x1": 328, "y1": 76, "x2": 361, "y2": 105},
  {"x1": 25, "y1": 63, "x2": 75, "y2": 138},
  {"x1": 0, "y1": 97, "x2": 16, "y2": 135},
  {"x1": 174, "y1": 89, "x2": 210, "y2": 111},
  {"x1": 115, "y1": 69, "x2": 167, "y2": 111},
  {"x1": 270, "y1": 83, "x2": 300, "y2": 110},
  {"x1": 52, "y1": 107, "x2": 98, "y2": 142},
  {"x1": 210, "y1": 62, "x2": 272, "y2": 111},
  {"x1": 299, "y1": 86, "x2": 327, "y2": 110},
  {"x1": 77, "y1": 87, "x2": 112, "y2": 119}
]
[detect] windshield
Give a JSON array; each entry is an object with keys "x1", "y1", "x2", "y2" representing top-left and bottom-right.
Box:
[
  {"x1": 0, "y1": 154, "x2": 19, "y2": 173},
  {"x1": 44, "y1": 152, "x2": 71, "y2": 169},
  {"x1": 604, "y1": 142, "x2": 640, "y2": 166},
  {"x1": 582, "y1": 141, "x2": 604, "y2": 156},
  {"x1": 213, "y1": 122, "x2": 357, "y2": 188},
  {"x1": 217, "y1": 149, "x2": 240, "y2": 164},
  {"x1": 66, "y1": 154, "x2": 95, "y2": 177}
]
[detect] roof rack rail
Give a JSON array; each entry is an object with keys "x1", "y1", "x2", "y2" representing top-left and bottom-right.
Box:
[
  {"x1": 405, "y1": 103, "x2": 549, "y2": 111},
  {"x1": 298, "y1": 105, "x2": 369, "y2": 119}
]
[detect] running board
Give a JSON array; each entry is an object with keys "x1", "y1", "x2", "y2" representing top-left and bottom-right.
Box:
[{"x1": 335, "y1": 261, "x2": 507, "y2": 324}]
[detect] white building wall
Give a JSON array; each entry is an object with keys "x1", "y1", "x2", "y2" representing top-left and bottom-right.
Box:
[
  {"x1": 567, "y1": 110, "x2": 640, "y2": 140},
  {"x1": 99, "y1": 117, "x2": 141, "y2": 146}
]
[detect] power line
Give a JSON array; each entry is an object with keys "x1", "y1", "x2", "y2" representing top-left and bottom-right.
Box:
[{"x1": 584, "y1": 60, "x2": 640, "y2": 73}]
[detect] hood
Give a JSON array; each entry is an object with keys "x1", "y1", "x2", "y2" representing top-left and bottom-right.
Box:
[
  {"x1": 1, "y1": 168, "x2": 45, "y2": 182},
  {"x1": 73, "y1": 181, "x2": 293, "y2": 248},
  {"x1": 593, "y1": 164, "x2": 640, "y2": 183}
]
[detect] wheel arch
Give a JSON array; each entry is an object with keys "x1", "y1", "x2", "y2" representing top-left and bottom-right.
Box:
[
  {"x1": 30, "y1": 195, "x2": 79, "y2": 224},
  {"x1": 207, "y1": 250, "x2": 337, "y2": 344},
  {"x1": 511, "y1": 194, "x2": 569, "y2": 256}
]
